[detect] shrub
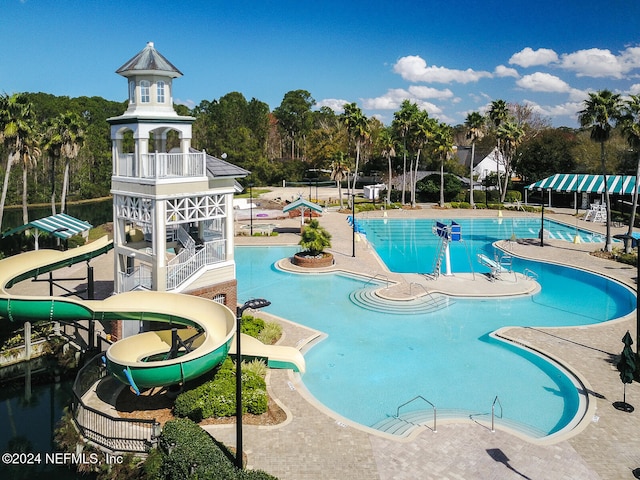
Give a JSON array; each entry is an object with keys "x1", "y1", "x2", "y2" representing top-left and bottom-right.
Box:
[
  {"x1": 504, "y1": 190, "x2": 522, "y2": 203},
  {"x1": 257, "y1": 322, "x2": 282, "y2": 345},
  {"x1": 450, "y1": 202, "x2": 472, "y2": 209},
  {"x1": 242, "y1": 359, "x2": 268, "y2": 377},
  {"x1": 159, "y1": 418, "x2": 236, "y2": 480},
  {"x1": 241, "y1": 315, "x2": 265, "y2": 338},
  {"x1": 174, "y1": 358, "x2": 268, "y2": 421}
]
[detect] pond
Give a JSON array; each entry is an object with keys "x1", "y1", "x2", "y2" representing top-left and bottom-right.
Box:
[
  {"x1": 2, "y1": 198, "x2": 113, "y2": 231},
  {"x1": 0, "y1": 360, "x2": 80, "y2": 479}
]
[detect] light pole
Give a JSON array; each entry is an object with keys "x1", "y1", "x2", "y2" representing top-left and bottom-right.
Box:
[{"x1": 235, "y1": 298, "x2": 271, "y2": 469}]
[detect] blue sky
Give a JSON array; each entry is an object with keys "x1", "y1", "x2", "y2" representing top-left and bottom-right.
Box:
[{"x1": 2, "y1": 0, "x2": 639, "y2": 127}]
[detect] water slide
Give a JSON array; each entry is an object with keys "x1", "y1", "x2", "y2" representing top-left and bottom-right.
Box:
[{"x1": 0, "y1": 236, "x2": 304, "y2": 392}]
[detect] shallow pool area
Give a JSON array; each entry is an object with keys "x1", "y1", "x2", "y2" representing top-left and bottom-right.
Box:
[{"x1": 235, "y1": 217, "x2": 635, "y2": 439}]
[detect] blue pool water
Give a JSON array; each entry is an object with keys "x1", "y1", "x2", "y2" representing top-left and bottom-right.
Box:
[
  {"x1": 359, "y1": 216, "x2": 606, "y2": 274},
  {"x1": 235, "y1": 218, "x2": 635, "y2": 438}
]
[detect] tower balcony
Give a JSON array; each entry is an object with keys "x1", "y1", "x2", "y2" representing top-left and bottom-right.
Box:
[{"x1": 115, "y1": 151, "x2": 206, "y2": 180}]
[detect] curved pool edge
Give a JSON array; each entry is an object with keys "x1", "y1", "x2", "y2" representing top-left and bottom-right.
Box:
[{"x1": 489, "y1": 327, "x2": 596, "y2": 445}]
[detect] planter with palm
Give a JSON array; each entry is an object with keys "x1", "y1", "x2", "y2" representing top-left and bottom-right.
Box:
[{"x1": 293, "y1": 219, "x2": 333, "y2": 268}]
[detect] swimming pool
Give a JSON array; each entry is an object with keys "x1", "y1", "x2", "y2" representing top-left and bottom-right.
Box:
[
  {"x1": 235, "y1": 218, "x2": 635, "y2": 439},
  {"x1": 358, "y1": 216, "x2": 606, "y2": 274}
]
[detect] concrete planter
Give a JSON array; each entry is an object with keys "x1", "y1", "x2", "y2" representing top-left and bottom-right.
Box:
[{"x1": 292, "y1": 252, "x2": 334, "y2": 268}]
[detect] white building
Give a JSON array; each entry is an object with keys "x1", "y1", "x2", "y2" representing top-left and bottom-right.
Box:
[{"x1": 108, "y1": 42, "x2": 248, "y2": 338}]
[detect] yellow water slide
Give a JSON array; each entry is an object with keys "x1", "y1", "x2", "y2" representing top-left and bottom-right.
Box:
[{"x1": 0, "y1": 237, "x2": 304, "y2": 392}]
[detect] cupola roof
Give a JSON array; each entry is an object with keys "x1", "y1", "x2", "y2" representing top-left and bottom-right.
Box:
[{"x1": 116, "y1": 42, "x2": 183, "y2": 78}]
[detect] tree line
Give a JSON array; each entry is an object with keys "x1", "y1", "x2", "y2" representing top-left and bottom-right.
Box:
[{"x1": 1, "y1": 89, "x2": 640, "y2": 247}]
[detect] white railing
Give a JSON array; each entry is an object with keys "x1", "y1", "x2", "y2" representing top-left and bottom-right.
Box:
[
  {"x1": 119, "y1": 265, "x2": 152, "y2": 291},
  {"x1": 116, "y1": 152, "x2": 206, "y2": 179},
  {"x1": 167, "y1": 239, "x2": 226, "y2": 290}
]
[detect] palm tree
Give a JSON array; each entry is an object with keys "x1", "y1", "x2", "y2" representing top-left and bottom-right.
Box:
[
  {"x1": 488, "y1": 100, "x2": 510, "y2": 198},
  {"x1": 299, "y1": 219, "x2": 332, "y2": 256},
  {"x1": 496, "y1": 121, "x2": 525, "y2": 202},
  {"x1": 578, "y1": 90, "x2": 623, "y2": 252},
  {"x1": 55, "y1": 112, "x2": 85, "y2": 213},
  {"x1": 330, "y1": 152, "x2": 350, "y2": 208},
  {"x1": 620, "y1": 94, "x2": 640, "y2": 253},
  {"x1": 431, "y1": 122, "x2": 455, "y2": 207},
  {"x1": 392, "y1": 100, "x2": 419, "y2": 204},
  {"x1": 342, "y1": 103, "x2": 370, "y2": 198},
  {"x1": 465, "y1": 112, "x2": 485, "y2": 207},
  {"x1": 17, "y1": 127, "x2": 41, "y2": 224},
  {"x1": 411, "y1": 110, "x2": 436, "y2": 207},
  {"x1": 43, "y1": 119, "x2": 62, "y2": 216},
  {"x1": 0, "y1": 93, "x2": 34, "y2": 230},
  {"x1": 378, "y1": 128, "x2": 396, "y2": 204}
]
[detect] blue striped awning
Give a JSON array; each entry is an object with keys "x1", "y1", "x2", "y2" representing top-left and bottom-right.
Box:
[
  {"x1": 525, "y1": 174, "x2": 638, "y2": 195},
  {"x1": 2, "y1": 213, "x2": 92, "y2": 239}
]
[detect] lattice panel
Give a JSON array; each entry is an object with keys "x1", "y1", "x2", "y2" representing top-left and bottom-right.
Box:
[
  {"x1": 165, "y1": 195, "x2": 226, "y2": 224},
  {"x1": 115, "y1": 195, "x2": 153, "y2": 223}
]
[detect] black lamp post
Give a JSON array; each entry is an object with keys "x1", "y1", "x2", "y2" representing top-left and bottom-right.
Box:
[
  {"x1": 235, "y1": 298, "x2": 271, "y2": 469},
  {"x1": 614, "y1": 233, "x2": 640, "y2": 376}
]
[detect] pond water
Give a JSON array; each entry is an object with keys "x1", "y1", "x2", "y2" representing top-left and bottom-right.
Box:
[
  {"x1": 0, "y1": 361, "x2": 79, "y2": 479},
  {"x1": 2, "y1": 198, "x2": 112, "y2": 231}
]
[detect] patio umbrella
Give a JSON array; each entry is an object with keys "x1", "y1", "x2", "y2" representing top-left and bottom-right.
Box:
[{"x1": 614, "y1": 330, "x2": 636, "y2": 412}]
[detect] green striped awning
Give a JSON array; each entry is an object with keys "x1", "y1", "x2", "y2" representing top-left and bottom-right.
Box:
[
  {"x1": 282, "y1": 197, "x2": 323, "y2": 214},
  {"x1": 2, "y1": 213, "x2": 92, "y2": 239},
  {"x1": 526, "y1": 174, "x2": 638, "y2": 195}
]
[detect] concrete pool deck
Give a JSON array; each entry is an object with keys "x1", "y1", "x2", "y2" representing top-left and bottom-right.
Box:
[
  {"x1": 7, "y1": 197, "x2": 639, "y2": 479},
  {"x1": 231, "y1": 203, "x2": 640, "y2": 480}
]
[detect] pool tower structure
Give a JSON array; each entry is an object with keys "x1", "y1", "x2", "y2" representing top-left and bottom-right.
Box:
[{"x1": 108, "y1": 42, "x2": 249, "y2": 339}]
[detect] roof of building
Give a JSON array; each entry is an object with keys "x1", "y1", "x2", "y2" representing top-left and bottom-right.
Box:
[
  {"x1": 189, "y1": 148, "x2": 250, "y2": 178},
  {"x1": 526, "y1": 174, "x2": 639, "y2": 195},
  {"x1": 282, "y1": 197, "x2": 323, "y2": 214},
  {"x1": 116, "y1": 42, "x2": 183, "y2": 77},
  {"x1": 2, "y1": 213, "x2": 92, "y2": 239}
]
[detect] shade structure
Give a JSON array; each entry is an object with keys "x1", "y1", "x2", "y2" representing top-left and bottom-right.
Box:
[
  {"x1": 525, "y1": 174, "x2": 639, "y2": 195},
  {"x1": 283, "y1": 197, "x2": 324, "y2": 226},
  {"x1": 282, "y1": 197, "x2": 323, "y2": 214},
  {"x1": 2, "y1": 213, "x2": 92, "y2": 239}
]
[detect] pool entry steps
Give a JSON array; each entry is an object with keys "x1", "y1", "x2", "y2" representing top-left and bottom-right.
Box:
[{"x1": 349, "y1": 286, "x2": 453, "y2": 315}]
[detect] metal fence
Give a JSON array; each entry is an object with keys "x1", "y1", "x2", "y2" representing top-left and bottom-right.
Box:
[{"x1": 72, "y1": 352, "x2": 160, "y2": 453}]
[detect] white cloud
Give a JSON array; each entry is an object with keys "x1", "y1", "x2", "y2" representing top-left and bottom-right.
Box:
[
  {"x1": 509, "y1": 47, "x2": 558, "y2": 67},
  {"x1": 558, "y1": 47, "x2": 640, "y2": 78},
  {"x1": 516, "y1": 72, "x2": 571, "y2": 93},
  {"x1": 315, "y1": 98, "x2": 350, "y2": 112},
  {"x1": 525, "y1": 100, "x2": 584, "y2": 120},
  {"x1": 407, "y1": 85, "x2": 454, "y2": 100},
  {"x1": 361, "y1": 88, "x2": 443, "y2": 116},
  {"x1": 494, "y1": 65, "x2": 519, "y2": 78},
  {"x1": 393, "y1": 55, "x2": 492, "y2": 84},
  {"x1": 630, "y1": 83, "x2": 640, "y2": 95}
]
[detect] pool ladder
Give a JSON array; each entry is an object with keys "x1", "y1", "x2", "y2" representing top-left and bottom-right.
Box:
[
  {"x1": 395, "y1": 395, "x2": 437, "y2": 433},
  {"x1": 363, "y1": 273, "x2": 390, "y2": 289}
]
